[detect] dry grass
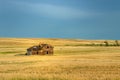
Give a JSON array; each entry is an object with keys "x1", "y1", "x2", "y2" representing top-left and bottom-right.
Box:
[{"x1": 0, "y1": 38, "x2": 120, "y2": 80}]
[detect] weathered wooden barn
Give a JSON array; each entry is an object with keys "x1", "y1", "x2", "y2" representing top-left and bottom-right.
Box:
[{"x1": 26, "y1": 44, "x2": 54, "y2": 55}]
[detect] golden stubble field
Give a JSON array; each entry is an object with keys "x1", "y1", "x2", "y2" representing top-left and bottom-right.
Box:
[{"x1": 0, "y1": 38, "x2": 120, "y2": 80}]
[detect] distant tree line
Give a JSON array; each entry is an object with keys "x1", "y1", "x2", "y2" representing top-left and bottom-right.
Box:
[
  {"x1": 64, "y1": 40, "x2": 120, "y2": 47},
  {"x1": 89, "y1": 40, "x2": 120, "y2": 46}
]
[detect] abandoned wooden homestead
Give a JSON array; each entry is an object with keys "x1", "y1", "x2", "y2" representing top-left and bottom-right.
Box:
[{"x1": 26, "y1": 44, "x2": 54, "y2": 55}]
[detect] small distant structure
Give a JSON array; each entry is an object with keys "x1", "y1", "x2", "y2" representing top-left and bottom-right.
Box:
[{"x1": 26, "y1": 44, "x2": 54, "y2": 55}]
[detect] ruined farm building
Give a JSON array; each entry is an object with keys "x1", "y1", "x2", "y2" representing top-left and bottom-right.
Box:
[{"x1": 26, "y1": 44, "x2": 54, "y2": 55}]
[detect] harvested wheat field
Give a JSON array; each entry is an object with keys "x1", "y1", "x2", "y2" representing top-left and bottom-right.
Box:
[{"x1": 0, "y1": 38, "x2": 120, "y2": 80}]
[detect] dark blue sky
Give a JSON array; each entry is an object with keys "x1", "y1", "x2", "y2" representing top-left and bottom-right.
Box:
[{"x1": 0, "y1": 0, "x2": 120, "y2": 39}]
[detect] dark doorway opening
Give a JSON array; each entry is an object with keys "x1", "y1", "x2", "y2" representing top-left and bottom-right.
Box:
[{"x1": 46, "y1": 51, "x2": 49, "y2": 54}]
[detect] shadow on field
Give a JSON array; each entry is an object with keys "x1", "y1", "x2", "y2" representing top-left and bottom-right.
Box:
[{"x1": 14, "y1": 53, "x2": 26, "y2": 56}]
